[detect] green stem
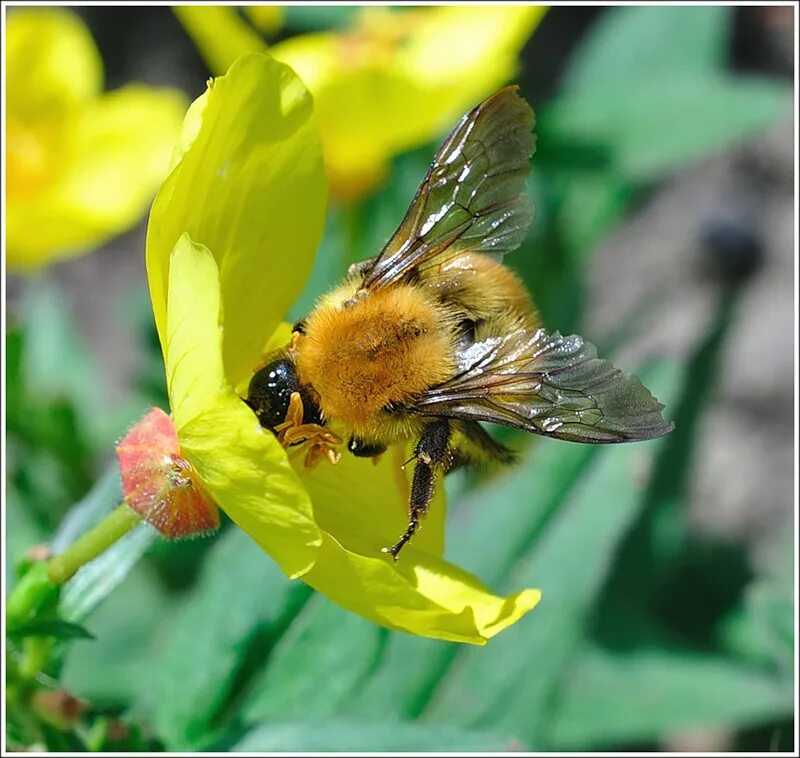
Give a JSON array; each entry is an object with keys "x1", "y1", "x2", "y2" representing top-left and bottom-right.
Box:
[{"x1": 46, "y1": 504, "x2": 141, "y2": 584}]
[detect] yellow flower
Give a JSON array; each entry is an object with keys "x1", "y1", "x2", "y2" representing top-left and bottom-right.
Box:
[
  {"x1": 5, "y1": 8, "x2": 187, "y2": 271},
  {"x1": 243, "y1": 5, "x2": 284, "y2": 36},
  {"x1": 134, "y1": 52, "x2": 540, "y2": 644},
  {"x1": 174, "y1": 4, "x2": 546, "y2": 200}
]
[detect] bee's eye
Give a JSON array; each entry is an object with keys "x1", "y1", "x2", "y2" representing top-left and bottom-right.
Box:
[{"x1": 246, "y1": 358, "x2": 299, "y2": 430}]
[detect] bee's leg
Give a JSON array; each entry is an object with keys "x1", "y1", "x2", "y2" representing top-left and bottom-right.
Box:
[
  {"x1": 275, "y1": 392, "x2": 342, "y2": 467},
  {"x1": 383, "y1": 419, "x2": 451, "y2": 560}
]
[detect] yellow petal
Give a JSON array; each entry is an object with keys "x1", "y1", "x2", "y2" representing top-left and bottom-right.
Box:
[
  {"x1": 146, "y1": 53, "x2": 327, "y2": 388},
  {"x1": 172, "y1": 6, "x2": 266, "y2": 76},
  {"x1": 166, "y1": 234, "x2": 321, "y2": 579},
  {"x1": 303, "y1": 534, "x2": 540, "y2": 644},
  {"x1": 6, "y1": 8, "x2": 102, "y2": 122},
  {"x1": 7, "y1": 85, "x2": 187, "y2": 270},
  {"x1": 401, "y1": 5, "x2": 547, "y2": 107}
]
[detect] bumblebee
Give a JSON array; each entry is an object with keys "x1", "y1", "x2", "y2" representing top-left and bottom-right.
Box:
[{"x1": 246, "y1": 87, "x2": 674, "y2": 559}]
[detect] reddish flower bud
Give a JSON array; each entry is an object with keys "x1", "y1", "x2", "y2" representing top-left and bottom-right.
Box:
[{"x1": 116, "y1": 407, "x2": 219, "y2": 539}]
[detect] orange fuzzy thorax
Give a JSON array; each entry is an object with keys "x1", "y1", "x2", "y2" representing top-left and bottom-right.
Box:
[{"x1": 296, "y1": 283, "x2": 455, "y2": 436}]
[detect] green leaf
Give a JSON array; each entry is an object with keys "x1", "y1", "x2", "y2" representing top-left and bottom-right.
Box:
[
  {"x1": 8, "y1": 617, "x2": 94, "y2": 641},
  {"x1": 241, "y1": 596, "x2": 386, "y2": 723},
  {"x1": 564, "y1": 6, "x2": 730, "y2": 92},
  {"x1": 422, "y1": 363, "x2": 682, "y2": 745},
  {"x1": 61, "y1": 563, "x2": 169, "y2": 705},
  {"x1": 544, "y1": 74, "x2": 789, "y2": 181},
  {"x1": 139, "y1": 528, "x2": 309, "y2": 749},
  {"x1": 227, "y1": 721, "x2": 524, "y2": 752},
  {"x1": 549, "y1": 645, "x2": 794, "y2": 749}
]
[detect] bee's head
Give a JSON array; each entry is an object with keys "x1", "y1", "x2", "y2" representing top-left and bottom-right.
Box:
[{"x1": 245, "y1": 354, "x2": 321, "y2": 432}]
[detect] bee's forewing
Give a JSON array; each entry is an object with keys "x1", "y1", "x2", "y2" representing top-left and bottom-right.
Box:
[
  {"x1": 413, "y1": 327, "x2": 674, "y2": 444},
  {"x1": 361, "y1": 86, "x2": 536, "y2": 291}
]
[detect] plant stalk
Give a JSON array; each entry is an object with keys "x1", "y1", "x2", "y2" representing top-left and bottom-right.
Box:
[{"x1": 46, "y1": 504, "x2": 141, "y2": 584}]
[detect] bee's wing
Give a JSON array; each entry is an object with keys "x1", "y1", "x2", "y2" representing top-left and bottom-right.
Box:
[
  {"x1": 360, "y1": 86, "x2": 535, "y2": 291},
  {"x1": 413, "y1": 328, "x2": 674, "y2": 444}
]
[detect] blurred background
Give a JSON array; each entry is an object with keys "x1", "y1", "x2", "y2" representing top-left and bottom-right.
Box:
[{"x1": 4, "y1": 4, "x2": 796, "y2": 753}]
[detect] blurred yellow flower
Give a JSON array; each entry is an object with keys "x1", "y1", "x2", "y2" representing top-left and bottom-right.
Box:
[
  {"x1": 134, "y1": 52, "x2": 540, "y2": 644},
  {"x1": 5, "y1": 9, "x2": 187, "y2": 271},
  {"x1": 174, "y1": 4, "x2": 546, "y2": 200},
  {"x1": 243, "y1": 5, "x2": 284, "y2": 35}
]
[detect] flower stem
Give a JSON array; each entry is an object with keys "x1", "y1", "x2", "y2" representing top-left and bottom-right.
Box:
[{"x1": 47, "y1": 504, "x2": 141, "y2": 584}]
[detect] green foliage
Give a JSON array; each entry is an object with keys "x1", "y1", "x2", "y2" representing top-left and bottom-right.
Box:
[
  {"x1": 549, "y1": 645, "x2": 793, "y2": 748},
  {"x1": 136, "y1": 528, "x2": 309, "y2": 749},
  {"x1": 60, "y1": 563, "x2": 169, "y2": 705},
  {"x1": 563, "y1": 6, "x2": 730, "y2": 89},
  {"x1": 543, "y1": 74, "x2": 788, "y2": 181},
  {"x1": 5, "y1": 5, "x2": 792, "y2": 753},
  {"x1": 228, "y1": 721, "x2": 522, "y2": 752}
]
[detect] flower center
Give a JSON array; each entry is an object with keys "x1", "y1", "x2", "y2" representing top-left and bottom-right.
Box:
[
  {"x1": 337, "y1": 8, "x2": 421, "y2": 71},
  {"x1": 6, "y1": 121, "x2": 53, "y2": 197}
]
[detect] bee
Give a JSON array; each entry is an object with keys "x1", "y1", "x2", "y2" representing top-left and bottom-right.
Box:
[{"x1": 245, "y1": 86, "x2": 674, "y2": 559}]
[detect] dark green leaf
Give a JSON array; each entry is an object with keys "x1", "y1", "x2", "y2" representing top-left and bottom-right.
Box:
[
  {"x1": 564, "y1": 6, "x2": 730, "y2": 92},
  {"x1": 8, "y1": 617, "x2": 94, "y2": 641},
  {"x1": 138, "y1": 528, "x2": 309, "y2": 749},
  {"x1": 228, "y1": 721, "x2": 524, "y2": 752},
  {"x1": 549, "y1": 645, "x2": 794, "y2": 748}
]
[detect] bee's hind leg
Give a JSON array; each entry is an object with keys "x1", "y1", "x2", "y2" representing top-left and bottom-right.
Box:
[{"x1": 383, "y1": 419, "x2": 451, "y2": 561}]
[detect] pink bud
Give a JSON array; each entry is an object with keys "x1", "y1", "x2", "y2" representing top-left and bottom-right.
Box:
[{"x1": 116, "y1": 407, "x2": 219, "y2": 539}]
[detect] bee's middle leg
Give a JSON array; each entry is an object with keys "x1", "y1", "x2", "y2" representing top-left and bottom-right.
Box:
[{"x1": 383, "y1": 419, "x2": 451, "y2": 560}]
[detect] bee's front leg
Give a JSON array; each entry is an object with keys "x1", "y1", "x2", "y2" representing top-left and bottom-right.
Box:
[{"x1": 383, "y1": 419, "x2": 451, "y2": 560}]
